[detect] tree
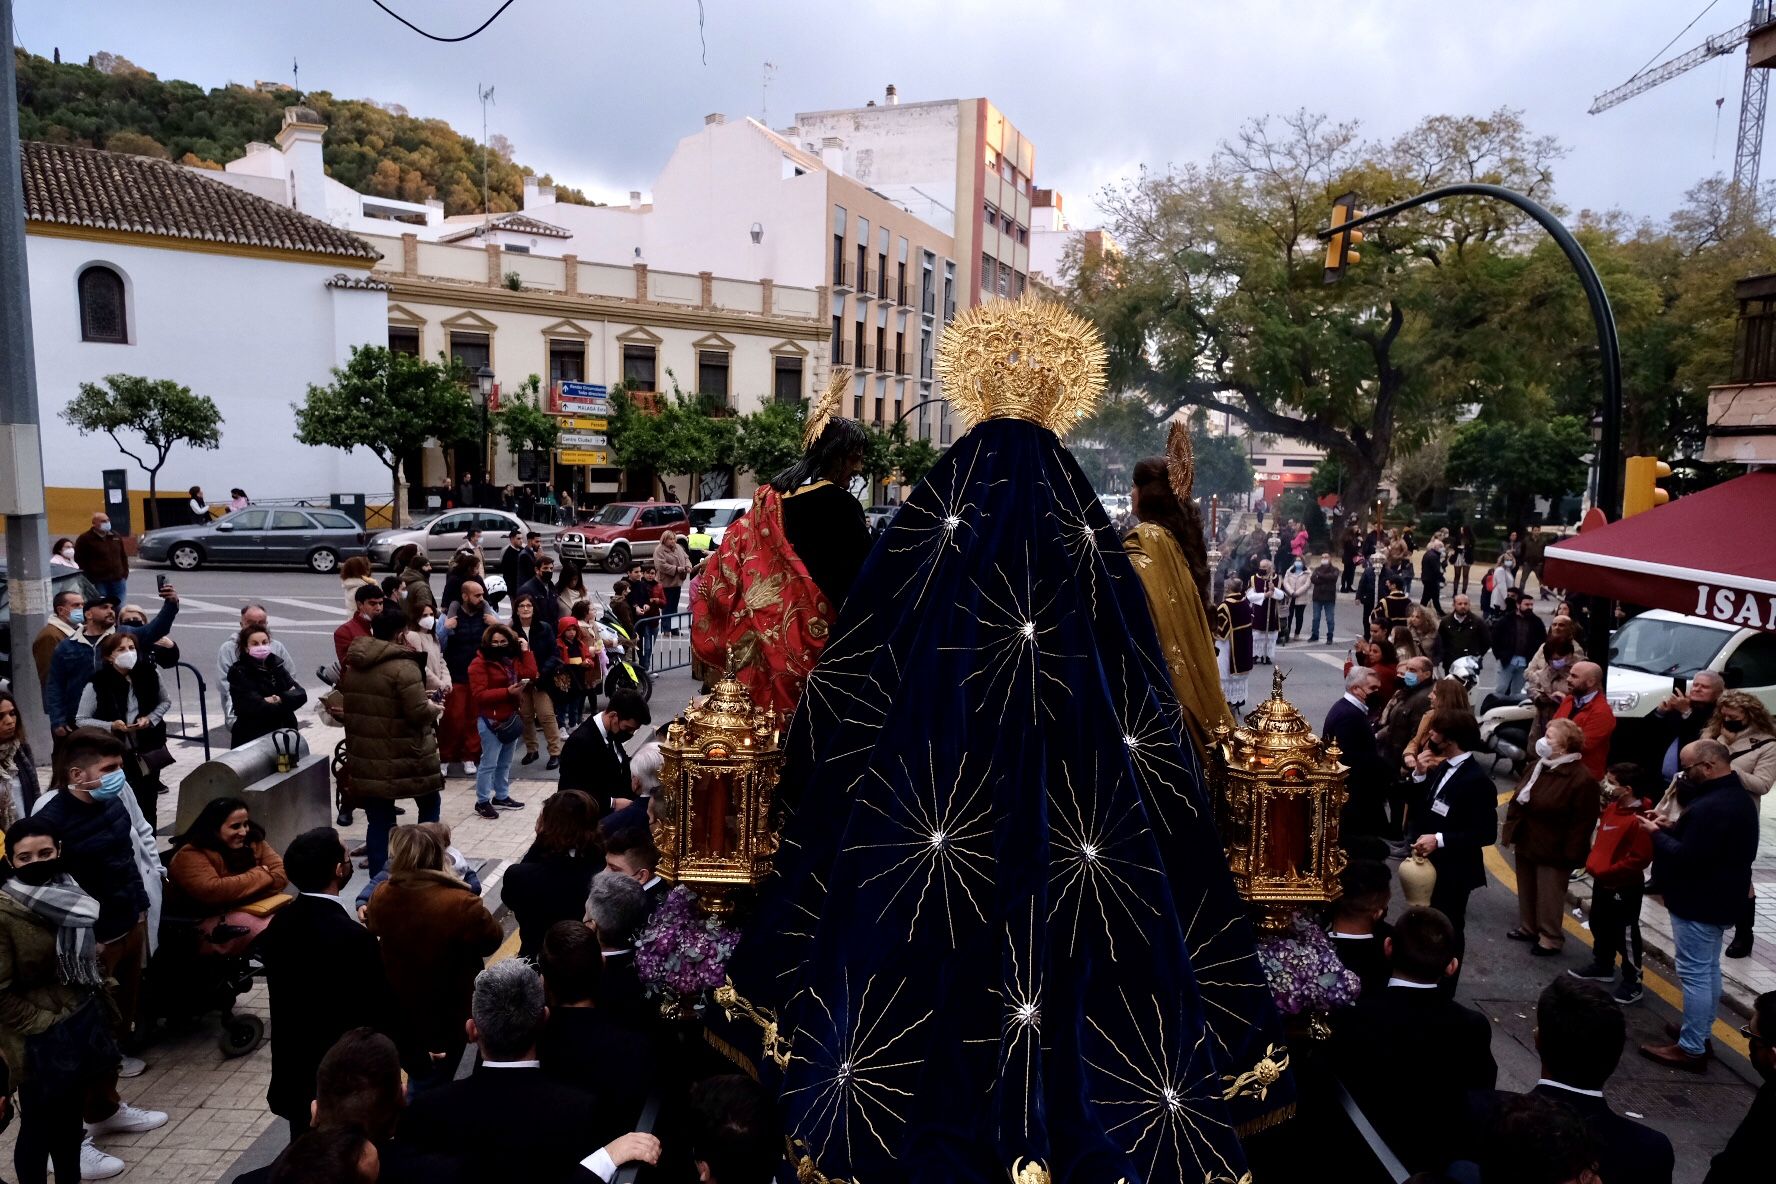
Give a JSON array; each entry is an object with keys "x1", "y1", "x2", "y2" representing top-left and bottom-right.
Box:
[
  {"x1": 1073, "y1": 108, "x2": 1568, "y2": 526},
  {"x1": 1445, "y1": 412, "x2": 1592, "y2": 526},
  {"x1": 293, "y1": 346, "x2": 477, "y2": 523},
  {"x1": 62, "y1": 374, "x2": 223, "y2": 529},
  {"x1": 892, "y1": 436, "x2": 941, "y2": 487},
  {"x1": 1072, "y1": 392, "x2": 1168, "y2": 489},
  {"x1": 1190, "y1": 429, "x2": 1257, "y2": 502},
  {"x1": 735, "y1": 399, "x2": 806, "y2": 480},
  {"x1": 491, "y1": 375, "x2": 559, "y2": 469},
  {"x1": 1388, "y1": 432, "x2": 1451, "y2": 508},
  {"x1": 608, "y1": 384, "x2": 737, "y2": 500}
]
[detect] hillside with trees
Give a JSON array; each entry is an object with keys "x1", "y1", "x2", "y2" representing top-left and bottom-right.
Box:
[{"x1": 12, "y1": 48, "x2": 593, "y2": 214}]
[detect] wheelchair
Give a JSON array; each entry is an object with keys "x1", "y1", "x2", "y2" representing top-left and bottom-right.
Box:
[{"x1": 142, "y1": 902, "x2": 268, "y2": 1058}]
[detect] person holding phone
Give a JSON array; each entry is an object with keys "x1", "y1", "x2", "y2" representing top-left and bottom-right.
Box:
[{"x1": 467, "y1": 624, "x2": 532, "y2": 820}]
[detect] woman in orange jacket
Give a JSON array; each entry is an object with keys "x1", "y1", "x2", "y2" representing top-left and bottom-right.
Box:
[
  {"x1": 466, "y1": 623, "x2": 536, "y2": 820},
  {"x1": 167, "y1": 796, "x2": 289, "y2": 954}
]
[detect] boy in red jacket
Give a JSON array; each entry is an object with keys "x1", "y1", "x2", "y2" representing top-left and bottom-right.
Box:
[{"x1": 1569, "y1": 762, "x2": 1656, "y2": 1004}]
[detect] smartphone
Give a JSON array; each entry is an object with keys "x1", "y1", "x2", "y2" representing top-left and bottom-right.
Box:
[
  {"x1": 1673, "y1": 675, "x2": 1688, "y2": 695},
  {"x1": 155, "y1": 574, "x2": 167, "y2": 591}
]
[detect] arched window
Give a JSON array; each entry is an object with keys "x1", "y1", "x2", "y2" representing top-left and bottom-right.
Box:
[{"x1": 78, "y1": 266, "x2": 128, "y2": 343}]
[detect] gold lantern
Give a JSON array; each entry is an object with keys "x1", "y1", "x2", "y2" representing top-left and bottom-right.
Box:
[
  {"x1": 1208, "y1": 667, "x2": 1349, "y2": 932},
  {"x1": 652, "y1": 665, "x2": 784, "y2": 914}
]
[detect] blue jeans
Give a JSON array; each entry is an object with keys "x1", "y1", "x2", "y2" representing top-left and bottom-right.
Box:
[
  {"x1": 1671, "y1": 915, "x2": 1726, "y2": 1055},
  {"x1": 364, "y1": 792, "x2": 441, "y2": 876},
  {"x1": 95, "y1": 578, "x2": 129, "y2": 606},
  {"x1": 1496, "y1": 656, "x2": 1528, "y2": 698},
  {"x1": 475, "y1": 718, "x2": 519, "y2": 804},
  {"x1": 1310, "y1": 601, "x2": 1335, "y2": 640}
]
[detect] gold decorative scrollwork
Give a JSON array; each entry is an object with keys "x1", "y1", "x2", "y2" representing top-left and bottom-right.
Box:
[
  {"x1": 1010, "y1": 1159, "x2": 1050, "y2": 1184},
  {"x1": 1220, "y1": 1042, "x2": 1290, "y2": 1103},
  {"x1": 714, "y1": 980, "x2": 790, "y2": 1071}
]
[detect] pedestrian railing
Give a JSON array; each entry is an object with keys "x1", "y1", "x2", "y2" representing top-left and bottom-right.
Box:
[
  {"x1": 164, "y1": 660, "x2": 213, "y2": 761},
  {"x1": 641, "y1": 611, "x2": 694, "y2": 674}
]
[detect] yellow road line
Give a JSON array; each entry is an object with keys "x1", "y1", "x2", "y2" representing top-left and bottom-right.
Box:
[
  {"x1": 1482, "y1": 790, "x2": 1749, "y2": 1059},
  {"x1": 489, "y1": 927, "x2": 522, "y2": 965}
]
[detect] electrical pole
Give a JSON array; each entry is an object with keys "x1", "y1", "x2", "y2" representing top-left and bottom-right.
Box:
[
  {"x1": 1, "y1": 0, "x2": 55, "y2": 752},
  {"x1": 479, "y1": 83, "x2": 495, "y2": 227}
]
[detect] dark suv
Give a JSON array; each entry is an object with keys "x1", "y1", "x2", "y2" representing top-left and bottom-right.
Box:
[{"x1": 557, "y1": 502, "x2": 689, "y2": 572}]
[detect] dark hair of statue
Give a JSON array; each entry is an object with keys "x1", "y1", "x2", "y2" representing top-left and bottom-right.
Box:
[
  {"x1": 1131, "y1": 456, "x2": 1210, "y2": 606},
  {"x1": 770, "y1": 417, "x2": 871, "y2": 495}
]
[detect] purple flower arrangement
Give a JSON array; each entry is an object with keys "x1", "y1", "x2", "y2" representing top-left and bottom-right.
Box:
[
  {"x1": 1254, "y1": 913, "x2": 1361, "y2": 1016},
  {"x1": 634, "y1": 885, "x2": 741, "y2": 1013}
]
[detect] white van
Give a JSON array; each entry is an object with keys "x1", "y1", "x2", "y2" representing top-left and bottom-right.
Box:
[
  {"x1": 688, "y1": 498, "x2": 751, "y2": 552},
  {"x1": 1605, "y1": 609, "x2": 1776, "y2": 718}
]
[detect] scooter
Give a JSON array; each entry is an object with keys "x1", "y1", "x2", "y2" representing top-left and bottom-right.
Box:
[{"x1": 1449, "y1": 656, "x2": 1535, "y2": 776}]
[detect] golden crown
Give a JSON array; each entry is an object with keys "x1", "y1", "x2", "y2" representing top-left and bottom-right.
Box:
[
  {"x1": 802, "y1": 366, "x2": 852, "y2": 451},
  {"x1": 934, "y1": 295, "x2": 1108, "y2": 434}
]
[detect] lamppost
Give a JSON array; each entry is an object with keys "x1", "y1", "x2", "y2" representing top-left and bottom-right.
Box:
[{"x1": 476, "y1": 363, "x2": 495, "y2": 491}]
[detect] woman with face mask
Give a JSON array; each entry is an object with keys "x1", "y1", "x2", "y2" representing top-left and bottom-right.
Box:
[
  {"x1": 1501, "y1": 717, "x2": 1601, "y2": 955},
  {"x1": 467, "y1": 624, "x2": 536, "y2": 820},
  {"x1": 401, "y1": 597, "x2": 451, "y2": 701},
  {"x1": 0, "y1": 691, "x2": 38, "y2": 828},
  {"x1": 1701, "y1": 692, "x2": 1776, "y2": 958},
  {"x1": 49, "y1": 537, "x2": 78, "y2": 572},
  {"x1": 74, "y1": 634, "x2": 171, "y2": 821},
  {"x1": 0, "y1": 816, "x2": 123, "y2": 1183},
  {"x1": 224, "y1": 625, "x2": 308, "y2": 748}
]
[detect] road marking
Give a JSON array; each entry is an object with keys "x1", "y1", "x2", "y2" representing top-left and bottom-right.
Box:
[
  {"x1": 1300, "y1": 651, "x2": 1348, "y2": 670},
  {"x1": 160, "y1": 596, "x2": 239, "y2": 614},
  {"x1": 262, "y1": 596, "x2": 352, "y2": 615},
  {"x1": 1483, "y1": 790, "x2": 1750, "y2": 1059},
  {"x1": 490, "y1": 927, "x2": 522, "y2": 965}
]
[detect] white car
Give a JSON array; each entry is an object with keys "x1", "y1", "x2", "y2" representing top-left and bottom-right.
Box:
[
  {"x1": 1605, "y1": 608, "x2": 1776, "y2": 718},
  {"x1": 688, "y1": 498, "x2": 751, "y2": 550},
  {"x1": 367, "y1": 508, "x2": 556, "y2": 570}
]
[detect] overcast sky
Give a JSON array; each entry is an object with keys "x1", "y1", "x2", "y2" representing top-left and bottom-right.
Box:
[{"x1": 13, "y1": 0, "x2": 1753, "y2": 230}]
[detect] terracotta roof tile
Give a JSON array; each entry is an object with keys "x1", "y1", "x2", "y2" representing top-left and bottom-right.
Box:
[{"x1": 20, "y1": 140, "x2": 379, "y2": 262}]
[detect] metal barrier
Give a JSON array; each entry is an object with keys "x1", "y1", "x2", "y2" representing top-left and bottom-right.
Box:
[
  {"x1": 641, "y1": 611, "x2": 693, "y2": 673},
  {"x1": 165, "y1": 661, "x2": 213, "y2": 761}
]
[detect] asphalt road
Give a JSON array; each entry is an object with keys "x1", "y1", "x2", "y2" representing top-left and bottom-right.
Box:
[{"x1": 133, "y1": 564, "x2": 1760, "y2": 1182}]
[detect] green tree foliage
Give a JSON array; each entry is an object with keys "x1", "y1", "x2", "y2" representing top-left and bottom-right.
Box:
[
  {"x1": 1190, "y1": 429, "x2": 1257, "y2": 502},
  {"x1": 62, "y1": 375, "x2": 223, "y2": 529},
  {"x1": 491, "y1": 375, "x2": 560, "y2": 460},
  {"x1": 1445, "y1": 412, "x2": 1592, "y2": 526},
  {"x1": 293, "y1": 346, "x2": 477, "y2": 522},
  {"x1": 893, "y1": 436, "x2": 941, "y2": 487},
  {"x1": 13, "y1": 49, "x2": 596, "y2": 215},
  {"x1": 734, "y1": 400, "x2": 806, "y2": 480},
  {"x1": 609, "y1": 387, "x2": 738, "y2": 499},
  {"x1": 1072, "y1": 392, "x2": 1168, "y2": 489}
]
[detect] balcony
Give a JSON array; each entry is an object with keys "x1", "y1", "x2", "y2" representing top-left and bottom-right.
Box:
[
  {"x1": 839, "y1": 338, "x2": 855, "y2": 367},
  {"x1": 1707, "y1": 272, "x2": 1776, "y2": 463},
  {"x1": 832, "y1": 259, "x2": 852, "y2": 291},
  {"x1": 895, "y1": 351, "x2": 909, "y2": 376},
  {"x1": 921, "y1": 290, "x2": 936, "y2": 317},
  {"x1": 862, "y1": 267, "x2": 878, "y2": 296},
  {"x1": 898, "y1": 280, "x2": 911, "y2": 308}
]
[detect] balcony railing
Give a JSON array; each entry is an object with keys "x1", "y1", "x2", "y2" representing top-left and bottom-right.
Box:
[
  {"x1": 897, "y1": 279, "x2": 911, "y2": 308},
  {"x1": 921, "y1": 290, "x2": 936, "y2": 316},
  {"x1": 862, "y1": 267, "x2": 877, "y2": 296},
  {"x1": 1731, "y1": 275, "x2": 1776, "y2": 383},
  {"x1": 832, "y1": 259, "x2": 852, "y2": 290},
  {"x1": 895, "y1": 351, "x2": 909, "y2": 376},
  {"x1": 839, "y1": 338, "x2": 855, "y2": 367}
]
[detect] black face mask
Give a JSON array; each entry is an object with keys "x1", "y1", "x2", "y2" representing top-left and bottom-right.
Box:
[
  {"x1": 483, "y1": 642, "x2": 509, "y2": 656},
  {"x1": 1365, "y1": 691, "x2": 1387, "y2": 710},
  {"x1": 1722, "y1": 716, "x2": 1747, "y2": 733},
  {"x1": 12, "y1": 859, "x2": 63, "y2": 887}
]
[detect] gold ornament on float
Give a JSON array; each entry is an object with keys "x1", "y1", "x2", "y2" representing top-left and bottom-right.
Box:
[
  {"x1": 934, "y1": 294, "x2": 1108, "y2": 434},
  {"x1": 652, "y1": 657, "x2": 784, "y2": 914},
  {"x1": 1207, "y1": 666, "x2": 1350, "y2": 932},
  {"x1": 1166, "y1": 418, "x2": 1196, "y2": 501}
]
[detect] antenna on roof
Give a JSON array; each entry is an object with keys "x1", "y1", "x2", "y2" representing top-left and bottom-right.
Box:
[
  {"x1": 479, "y1": 83, "x2": 496, "y2": 227},
  {"x1": 761, "y1": 61, "x2": 777, "y2": 126}
]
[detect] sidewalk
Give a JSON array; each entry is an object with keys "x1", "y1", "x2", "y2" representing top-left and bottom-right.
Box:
[{"x1": 4, "y1": 666, "x2": 703, "y2": 1182}]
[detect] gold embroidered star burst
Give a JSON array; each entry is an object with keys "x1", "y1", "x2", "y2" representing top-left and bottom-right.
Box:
[{"x1": 934, "y1": 294, "x2": 1108, "y2": 434}]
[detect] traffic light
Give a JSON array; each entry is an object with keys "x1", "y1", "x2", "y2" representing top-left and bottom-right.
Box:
[
  {"x1": 1622, "y1": 455, "x2": 1673, "y2": 517},
  {"x1": 1323, "y1": 191, "x2": 1364, "y2": 284}
]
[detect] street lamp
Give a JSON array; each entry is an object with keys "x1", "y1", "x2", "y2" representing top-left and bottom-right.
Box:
[
  {"x1": 476, "y1": 364, "x2": 494, "y2": 493},
  {"x1": 749, "y1": 222, "x2": 764, "y2": 245}
]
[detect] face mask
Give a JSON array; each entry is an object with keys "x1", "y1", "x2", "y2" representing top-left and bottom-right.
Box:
[
  {"x1": 1534, "y1": 737, "x2": 1554, "y2": 760},
  {"x1": 59, "y1": 546, "x2": 74, "y2": 559},
  {"x1": 247, "y1": 644, "x2": 273, "y2": 660},
  {"x1": 12, "y1": 859, "x2": 63, "y2": 887},
  {"x1": 1402, "y1": 672, "x2": 1420, "y2": 688},
  {"x1": 1365, "y1": 691, "x2": 1385, "y2": 710},
  {"x1": 113, "y1": 650, "x2": 138, "y2": 672},
  {"x1": 68, "y1": 608, "x2": 84, "y2": 626},
  {"x1": 90, "y1": 769, "x2": 128, "y2": 800},
  {"x1": 1722, "y1": 717, "x2": 1748, "y2": 733},
  {"x1": 419, "y1": 615, "x2": 436, "y2": 632},
  {"x1": 97, "y1": 523, "x2": 112, "y2": 534}
]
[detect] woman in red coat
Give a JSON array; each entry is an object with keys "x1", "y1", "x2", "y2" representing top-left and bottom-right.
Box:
[{"x1": 466, "y1": 623, "x2": 535, "y2": 820}]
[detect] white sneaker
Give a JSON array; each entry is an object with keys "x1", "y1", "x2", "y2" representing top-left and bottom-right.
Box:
[
  {"x1": 117, "y1": 1054, "x2": 146, "y2": 1078},
  {"x1": 85, "y1": 1102, "x2": 168, "y2": 1136},
  {"x1": 462, "y1": 760, "x2": 478, "y2": 775},
  {"x1": 79, "y1": 1137, "x2": 124, "y2": 1180}
]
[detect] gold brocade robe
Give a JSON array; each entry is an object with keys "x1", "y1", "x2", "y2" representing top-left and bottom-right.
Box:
[{"x1": 1124, "y1": 521, "x2": 1234, "y2": 755}]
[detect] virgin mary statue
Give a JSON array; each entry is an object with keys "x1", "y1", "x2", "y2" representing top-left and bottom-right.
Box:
[{"x1": 721, "y1": 296, "x2": 1290, "y2": 1183}]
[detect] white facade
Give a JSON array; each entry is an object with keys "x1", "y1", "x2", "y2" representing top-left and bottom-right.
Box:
[
  {"x1": 792, "y1": 99, "x2": 963, "y2": 235},
  {"x1": 28, "y1": 231, "x2": 388, "y2": 532}
]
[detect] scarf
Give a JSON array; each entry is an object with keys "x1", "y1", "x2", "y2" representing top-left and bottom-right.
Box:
[
  {"x1": 1515, "y1": 750, "x2": 1584, "y2": 804},
  {"x1": 0, "y1": 875, "x2": 106, "y2": 987},
  {"x1": 0, "y1": 740, "x2": 21, "y2": 831}
]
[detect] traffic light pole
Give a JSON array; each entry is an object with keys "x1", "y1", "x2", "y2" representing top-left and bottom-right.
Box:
[{"x1": 1319, "y1": 182, "x2": 1622, "y2": 683}]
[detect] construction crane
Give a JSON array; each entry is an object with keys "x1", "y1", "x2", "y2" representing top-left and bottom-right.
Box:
[{"x1": 1590, "y1": 1, "x2": 1776, "y2": 211}]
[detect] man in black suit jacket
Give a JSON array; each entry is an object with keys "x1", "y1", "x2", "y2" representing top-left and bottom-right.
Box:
[
  {"x1": 1405, "y1": 709, "x2": 1498, "y2": 951},
  {"x1": 401, "y1": 960, "x2": 660, "y2": 1183},
  {"x1": 261, "y1": 828, "x2": 393, "y2": 1140},
  {"x1": 538, "y1": 921, "x2": 656, "y2": 1130},
  {"x1": 1324, "y1": 667, "x2": 1389, "y2": 838},
  {"x1": 1705, "y1": 988, "x2": 1776, "y2": 1183},
  {"x1": 558, "y1": 689, "x2": 652, "y2": 813},
  {"x1": 1329, "y1": 906, "x2": 1497, "y2": 1174}
]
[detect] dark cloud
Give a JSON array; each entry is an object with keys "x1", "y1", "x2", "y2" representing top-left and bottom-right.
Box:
[{"x1": 21, "y1": 0, "x2": 1748, "y2": 228}]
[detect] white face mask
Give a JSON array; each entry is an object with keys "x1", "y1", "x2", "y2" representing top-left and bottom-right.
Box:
[
  {"x1": 418, "y1": 615, "x2": 437, "y2": 632},
  {"x1": 1534, "y1": 736, "x2": 1554, "y2": 761},
  {"x1": 113, "y1": 649, "x2": 139, "y2": 672},
  {"x1": 59, "y1": 545, "x2": 74, "y2": 559}
]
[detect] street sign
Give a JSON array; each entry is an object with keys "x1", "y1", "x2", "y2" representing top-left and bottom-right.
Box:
[
  {"x1": 559, "y1": 432, "x2": 607, "y2": 448},
  {"x1": 559, "y1": 381, "x2": 608, "y2": 399},
  {"x1": 557, "y1": 399, "x2": 611, "y2": 418},
  {"x1": 558, "y1": 416, "x2": 609, "y2": 431},
  {"x1": 558, "y1": 448, "x2": 610, "y2": 466}
]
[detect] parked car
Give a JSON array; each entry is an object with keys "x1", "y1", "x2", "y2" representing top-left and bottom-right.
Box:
[
  {"x1": 0, "y1": 560, "x2": 95, "y2": 688},
  {"x1": 1606, "y1": 608, "x2": 1776, "y2": 769},
  {"x1": 688, "y1": 499, "x2": 750, "y2": 552},
  {"x1": 367, "y1": 507, "x2": 556, "y2": 570},
  {"x1": 865, "y1": 504, "x2": 899, "y2": 532},
  {"x1": 558, "y1": 502, "x2": 689, "y2": 572},
  {"x1": 137, "y1": 506, "x2": 373, "y2": 573}
]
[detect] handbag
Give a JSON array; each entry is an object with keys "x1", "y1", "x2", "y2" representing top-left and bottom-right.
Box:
[{"x1": 489, "y1": 711, "x2": 523, "y2": 744}]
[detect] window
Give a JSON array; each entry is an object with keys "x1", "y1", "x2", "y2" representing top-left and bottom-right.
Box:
[
  {"x1": 309, "y1": 511, "x2": 358, "y2": 529},
  {"x1": 477, "y1": 512, "x2": 516, "y2": 533},
  {"x1": 831, "y1": 315, "x2": 845, "y2": 364},
  {"x1": 698, "y1": 350, "x2": 731, "y2": 400},
  {"x1": 997, "y1": 260, "x2": 1012, "y2": 297},
  {"x1": 622, "y1": 343, "x2": 657, "y2": 389},
  {"x1": 388, "y1": 326, "x2": 420, "y2": 355},
  {"x1": 270, "y1": 510, "x2": 312, "y2": 530},
  {"x1": 227, "y1": 510, "x2": 269, "y2": 530},
  {"x1": 449, "y1": 332, "x2": 490, "y2": 374},
  {"x1": 832, "y1": 205, "x2": 848, "y2": 285},
  {"x1": 659, "y1": 505, "x2": 687, "y2": 525},
  {"x1": 981, "y1": 254, "x2": 996, "y2": 291},
  {"x1": 639, "y1": 507, "x2": 662, "y2": 526},
  {"x1": 895, "y1": 330, "x2": 906, "y2": 374},
  {"x1": 78, "y1": 266, "x2": 127, "y2": 343},
  {"x1": 773, "y1": 356, "x2": 803, "y2": 403},
  {"x1": 1726, "y1": 631, "x2": 1776, "y2": 690},
  {"x1": 875, "y1": 325, "x2": 886, "y2": 371},
  {"x1": 429, "y1": 512, "x2": 477, "y2": 535},
  {"x1": 504, "y1": 244, "x2": 530, "y2": 255},
  {"x1": 1013, "y1": 271, "x2": 1026, "y2": 297},
  {"x1": 549, "y1": 340, "x2": 585, "y2": 383},
  {"x1": 854, "y1": 320, "x2": 867, "y2": 368},
  {"x1": 1017, "y1": 225, "x2": 1028, "y2": 245},
  {"x1": 984, "y1": 201, "x2": 997, "y2": 226}
]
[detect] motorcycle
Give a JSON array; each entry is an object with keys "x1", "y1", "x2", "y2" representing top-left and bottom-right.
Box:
[{"x1": 1450, "y1": 656, "x2": 1534, "y2": 776}]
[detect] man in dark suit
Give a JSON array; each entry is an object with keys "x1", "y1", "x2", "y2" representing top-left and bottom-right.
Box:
[
  {"x1": 1475, "y1": 976, "x2": 1674, "y2": 1184},
  {"x1": 401, "y1": 960, "x2": 660, "y2": 1182},
  {"x1": 585, "y1": 870, "x2": 653, "y2": 1028},
  {"x1": 1328, "y1": 858, "x2": 1394, "y2": 999},
  {"x1": 538, "y1": 920, "x2": 655, "y2": 1129},
  {"x1": 604, "y1": 825, "x2": 670, "y2": 916},
  {"x1": 1329, "y1": 906, "x2": 1497, "y2": 1173},
  {"x1": 1705, "y1": 988, "x2": 1776, "y2": 1183},
  {"x1": 1405, "y1": 709, "x2": 1498, "y2": 955},
  {"x1": 261, "y1": 828, "x2": 393, "y2": 1140},
  {"x1": 514, "y1": 552, "x2": 558, "y2": 609},
  {"x1": 1324, "y1": 667, "x2": 1389, "y2": 838},
  {"x1": 558, "y1": 689, "x2": 652, "y2": 813}
]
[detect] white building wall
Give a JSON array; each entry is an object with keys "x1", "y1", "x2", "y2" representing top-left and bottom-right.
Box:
[
  {"x1": 794, "y1": 100, "x2": 962, "y2": 216},
  {"x1": 27, "y1": 235, "x2": 388, "y2": 514}
]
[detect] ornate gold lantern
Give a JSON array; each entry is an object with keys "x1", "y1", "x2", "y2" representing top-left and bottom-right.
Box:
[
  {"x1": 1208, "y1": 668, "x2": 1349, "y2": 932},
  {"x1": 652, "y1": 666, "x2": 784, "y2": 914}
]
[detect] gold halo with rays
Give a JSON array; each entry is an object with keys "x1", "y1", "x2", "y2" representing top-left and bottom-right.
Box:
[
  {"x1": 934, "y1": 295, "x2": 1108, "y2": 434},
  {"x1": 1166, "y1": 419, "x2": 1195, "y2": 502},
  {"x1": 802, "y1": 366, "x2": 853, "y2": 451}
]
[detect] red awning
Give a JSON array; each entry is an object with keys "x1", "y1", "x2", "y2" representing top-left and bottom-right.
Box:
[{"x1": 1543, "y1": 471, "x2": 1776, "y2": 633}]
